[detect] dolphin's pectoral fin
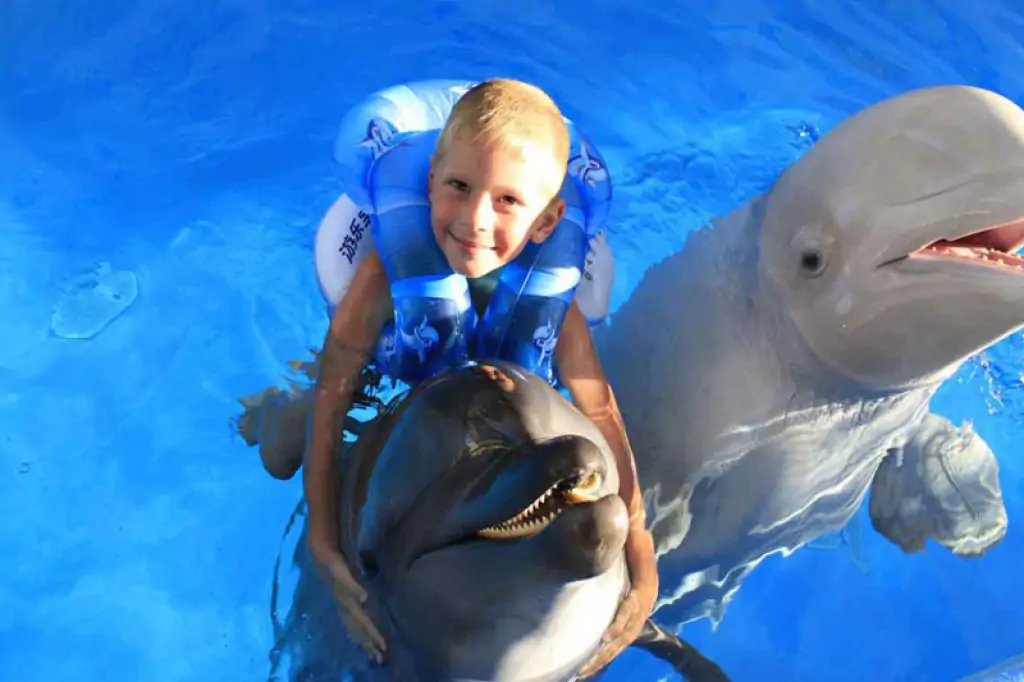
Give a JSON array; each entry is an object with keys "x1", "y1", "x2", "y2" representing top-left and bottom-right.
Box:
[
  {"x1": 868, "y1": 412, "x2": 1008, "y2": 557},
  {"x1": 626, "y1": 619, "x2": 732, "y2": 682}
]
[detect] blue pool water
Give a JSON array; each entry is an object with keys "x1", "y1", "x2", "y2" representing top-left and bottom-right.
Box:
[{"x1": 3, "y1": 1, "x2": 1024, "y2": 680}]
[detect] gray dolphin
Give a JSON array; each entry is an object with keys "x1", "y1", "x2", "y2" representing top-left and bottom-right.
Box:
[
  {"x1": 265, "y1": 360, "x2": 731, "y2": 682},
  {"x1": 595, "y1": 84, "x2": 1022, "y2": 625}
]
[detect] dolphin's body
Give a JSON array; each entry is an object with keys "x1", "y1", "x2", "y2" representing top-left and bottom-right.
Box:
[
  {"x1": 266, "y1": 361, "x2": 731, "y2": 682},
  {"x1": 595, "y1": 85, "x2": 1021, "y2": 624}
]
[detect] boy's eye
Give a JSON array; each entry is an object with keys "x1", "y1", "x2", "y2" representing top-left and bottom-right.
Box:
[
  {"x1": 447, "y1": 179, "x2": 468, "y2": 192},
  {"x1": 498, "y1": 195, "x2": 521, "y2": 206}
]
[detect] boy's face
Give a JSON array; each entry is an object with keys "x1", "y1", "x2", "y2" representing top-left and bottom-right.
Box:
[{"x1": 428, "y1": 134, "x2": 566, "y2": 279}]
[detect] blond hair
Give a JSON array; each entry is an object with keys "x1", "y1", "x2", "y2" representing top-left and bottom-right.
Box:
[{"x1": 433, "y1": 79, "x2": 571, "y2": 184}]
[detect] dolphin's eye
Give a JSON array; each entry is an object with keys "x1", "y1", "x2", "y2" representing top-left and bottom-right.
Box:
[{"x1": 799, "y1": 247, "x2": 827, "y2": 278}]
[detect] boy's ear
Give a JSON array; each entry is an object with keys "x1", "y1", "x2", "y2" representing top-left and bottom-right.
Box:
[{"x1": 531, "y1": 196, "x2": 566, "y2": 243}]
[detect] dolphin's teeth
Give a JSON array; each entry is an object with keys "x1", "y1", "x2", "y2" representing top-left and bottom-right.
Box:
[
  {"x1": 476, "y1": 473, "x2": 602, "y2": 540},
  {"x1": 921, "y1": 242, "x2": 1024, "y2": 271}
]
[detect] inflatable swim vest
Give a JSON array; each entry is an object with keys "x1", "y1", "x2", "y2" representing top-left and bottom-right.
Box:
[{"x1": 314, "y1": 79, "x2": 615, "y2": 385}]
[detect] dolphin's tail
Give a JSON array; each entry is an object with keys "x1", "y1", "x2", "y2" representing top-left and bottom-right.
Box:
[{"x1": 631, "y1": 619, "x2": 733, "y2": 682}]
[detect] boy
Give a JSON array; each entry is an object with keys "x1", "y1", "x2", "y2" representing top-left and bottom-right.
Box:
[{"x1": 296, "y1": 79, "x2": 656, "y2": 676}]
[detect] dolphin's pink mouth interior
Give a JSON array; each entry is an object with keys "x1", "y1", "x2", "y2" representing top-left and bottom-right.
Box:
[{"x1": 915, "y1": 217, "x2": 1024, "y2": 270}]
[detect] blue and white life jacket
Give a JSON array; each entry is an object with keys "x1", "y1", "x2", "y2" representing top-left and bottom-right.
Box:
[{"x1": 319, "y1": 79, "x2": 613, "y2": 385}]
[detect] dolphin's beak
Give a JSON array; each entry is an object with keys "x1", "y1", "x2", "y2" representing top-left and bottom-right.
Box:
[
  {"x1": 393, "y1": 434, "x2": 611, "y2": 569},
  {"x1": 473, "y1": 434, "x2": 607, "y2": 541},
  {"x1": 938, "y1": 217, "x2": 1024, "y2": 252},
  {"x1": 476, "y1": 465, "x2": 604, "y2": 540}
]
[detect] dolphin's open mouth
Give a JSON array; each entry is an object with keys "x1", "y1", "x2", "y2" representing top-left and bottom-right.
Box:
[
  {"x1": 906, "y1": 216, "x2": 1024, "y2": 270},
  {"x1": 476, "y1": 470, "x2": 604, "y2": 540}
]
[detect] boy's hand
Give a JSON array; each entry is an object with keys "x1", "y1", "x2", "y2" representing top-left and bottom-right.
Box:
[
  {"x1": 308, "y1": 531, "x2": 388, "y2": 663},
  {"x1": 577, "y1": 523, "x2": 658, "y2": 677}
]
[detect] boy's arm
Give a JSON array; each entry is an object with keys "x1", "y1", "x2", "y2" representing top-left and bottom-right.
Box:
[
  {"x1": 555, "y1": 302, "x2": 647, "y2": 531},
  {"x1": 305, "y1": 249, "x2": 392, "y2": 659},
  {"x1": 555, "y1": 301, "x2": 658, "y2": 675}
]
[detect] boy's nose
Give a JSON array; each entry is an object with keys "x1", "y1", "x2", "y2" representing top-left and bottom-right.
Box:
[{"x1": 464, "y1": 195, "x2": 496, "y2": 233}]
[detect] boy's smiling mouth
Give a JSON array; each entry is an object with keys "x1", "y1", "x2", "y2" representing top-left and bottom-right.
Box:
[{"x1": 449, "y1": 230, "x2": 496, "y2": 251}]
